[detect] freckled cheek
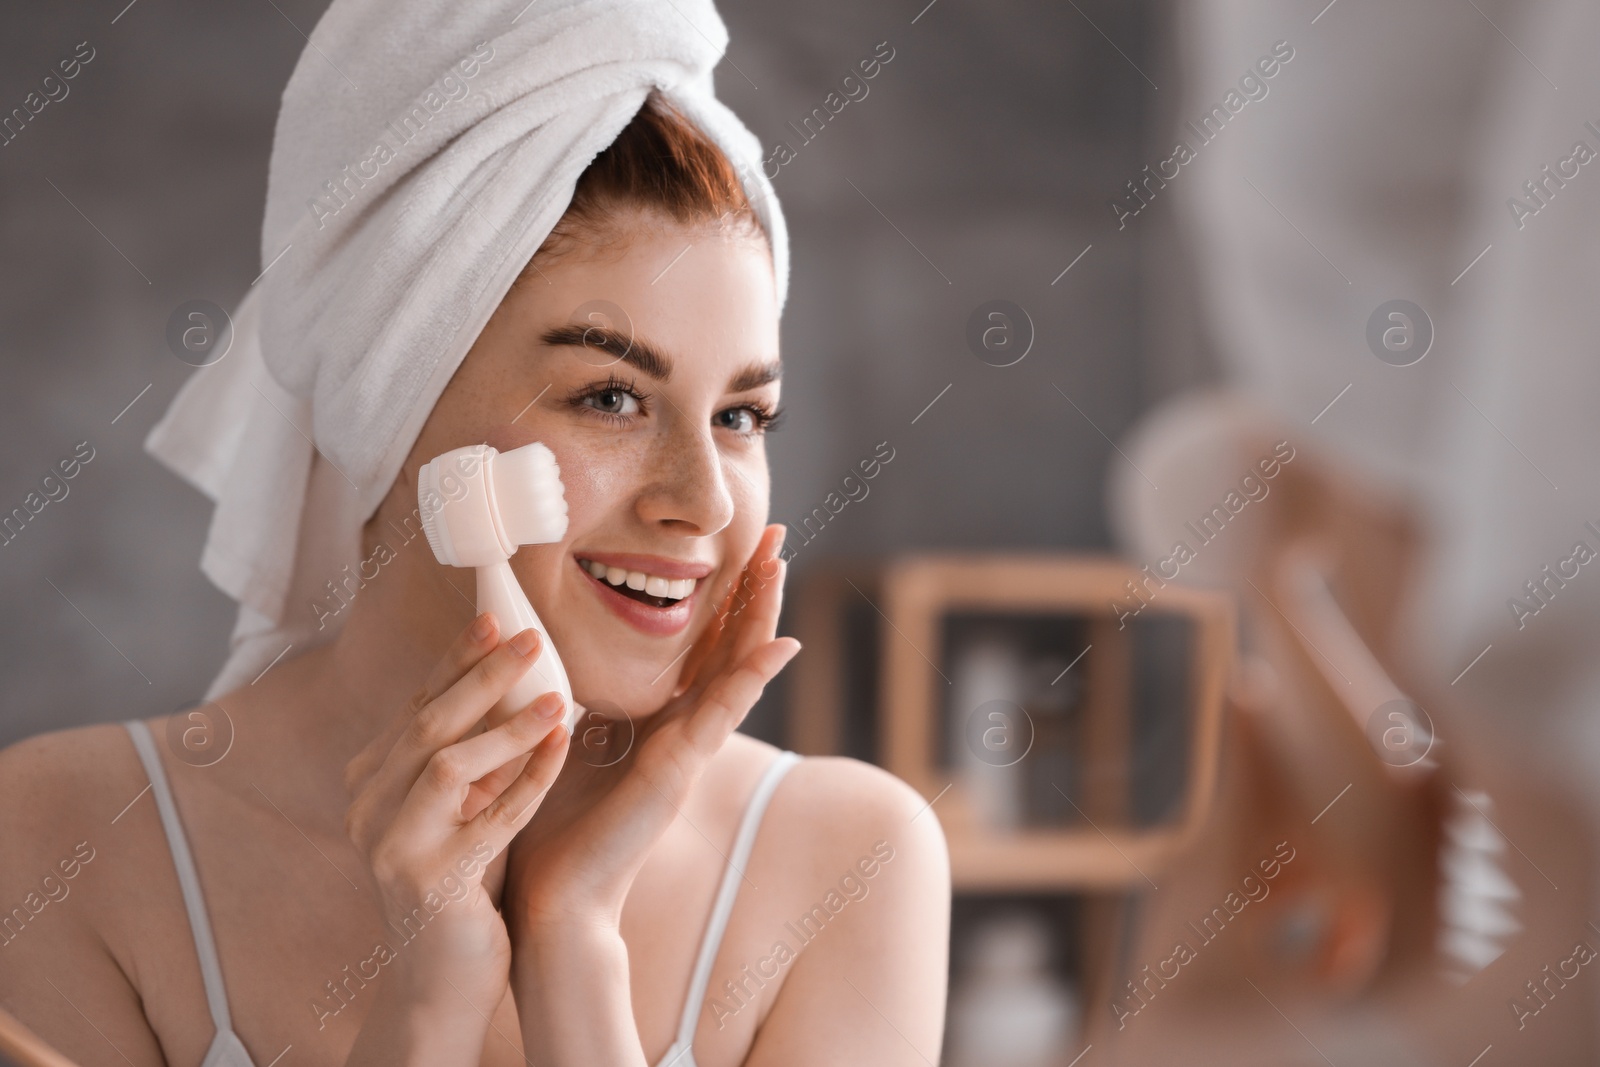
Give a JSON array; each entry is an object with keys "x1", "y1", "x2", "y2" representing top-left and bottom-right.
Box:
[
  {"x1": 501, "y1": 440, "x2": 636, "y2": 599},
  {"x1": 555, "y1": 446, "x2": 637, "y2": 537},
  {"x1": 729, "y1": 457, "x2": 769, "y2": 512},
  {"x1": 719, "y1": 459, "x2": 770, "y2": 574}
]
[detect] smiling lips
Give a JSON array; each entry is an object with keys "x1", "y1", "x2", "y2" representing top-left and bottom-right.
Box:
[{"x1": 574, "y1": 553, "x2": 712, "y2": 636}]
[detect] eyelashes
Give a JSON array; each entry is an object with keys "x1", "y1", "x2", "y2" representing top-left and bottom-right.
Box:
[
  {"x1": 736, "y1": 400, "x2": 785, "y2": 433},
  {"x1": 563, "y1": 373, "x2": 784, "y2": 435},
  {"x1": 565, "y1": 374, "x2": 648, "y2": 424}
]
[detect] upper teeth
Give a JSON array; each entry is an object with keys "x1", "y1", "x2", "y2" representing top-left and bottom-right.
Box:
[{"x1": 580, "y1": 559, "x2": 696, "y2": 601}]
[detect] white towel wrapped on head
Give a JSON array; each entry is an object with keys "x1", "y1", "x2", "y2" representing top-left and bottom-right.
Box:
[{"x1": 145, "y1": 0, "x2": 788, "y2": 699}]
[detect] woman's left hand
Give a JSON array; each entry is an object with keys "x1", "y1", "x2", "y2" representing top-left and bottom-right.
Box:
[{"x1": 502, "y1": 523, "x2": 799, "y2": 938}]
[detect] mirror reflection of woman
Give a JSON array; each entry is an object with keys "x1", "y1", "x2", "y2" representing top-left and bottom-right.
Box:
[{"x1": 0, "y1": 3, "x2": 951, "y2": 1063}]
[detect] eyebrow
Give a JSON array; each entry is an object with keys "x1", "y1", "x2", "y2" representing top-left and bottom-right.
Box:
[
  {"x1": 540, "y1": 322, "x2": 781, "y2": 393},
  {"x1": 541, "y1": 323, "x2": 672, "y2": 381},
  {"x1": 727, "y1": 360, "x2": 782, "y2": 392}
]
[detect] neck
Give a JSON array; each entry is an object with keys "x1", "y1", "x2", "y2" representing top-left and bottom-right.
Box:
[{"x1": 273, "y1": 555, "x2": 479, "y2": 780}]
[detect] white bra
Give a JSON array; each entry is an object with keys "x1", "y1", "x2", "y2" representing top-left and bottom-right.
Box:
[{"x1": 123, "y1": 719, "x2": 800, "y2": 1067}]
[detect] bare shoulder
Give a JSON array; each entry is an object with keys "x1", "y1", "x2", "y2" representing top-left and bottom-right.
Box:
[
  {"x1": 0, "y1": 719, "x2": 151, "y2": 934},
  {"x1": 734, "y1": 747, "x2": 951, "y2": 1064},
  {"x1": 0, "y1": 721, "x2": 169, "y2": 1064},
  {"x1": 0, "y1": 720, "x2": 148, "y2": 863},
  {"x1": 786, "y1": 753, "x2": 946, "y2": 849},
  {"x1": 733, "y1": 737, "x2": 950, "y2": 901},
  {"x1": 717, "y1": 734, "x2": 948, "y2": 869}
]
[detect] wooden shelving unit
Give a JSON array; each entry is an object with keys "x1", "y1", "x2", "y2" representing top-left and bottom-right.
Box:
[
  {"x1": 788, "y1": 553, "x2": 1236, "y2": 1035},
  {"x1": 790, "y1": 552, "x2": 1234, "y2": 887}
]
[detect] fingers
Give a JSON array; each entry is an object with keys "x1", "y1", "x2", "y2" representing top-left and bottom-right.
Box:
[
  {"x1": 348, "y1": 687, "x2": 561, "y2": 859},
  {"x1": 343, "y1": 611, "x2": 501, "y2": 796},
  {"x1": 599, "y1": 636, "x2": 801, "y2": 860},
  {"x1": 673, "y1": 559, "x2": 752, "y2": 698},
  {"x1": 678, "y1": 526, "x2": 788, "y2": 697},
  {"x1": 353, "y1": 628, "x2": 546, "y2": 826},
  {"x1": 726, "y1": 551, "x2": 788, "y2": 674},
  {"x1": 415, "y1": 692, "x2": 565, "y2": 808},
  {"x1": 377, "y1": 628, "x2": 544, "y2": 785},
  {"x1": 426, "y1": 613, "x2": 509, "y2": 707},
  {"x1": 681, "y1": 637, "x2": 802, "y2": 758},
  {"x1": 464, "y1": 750, "x2": 533, "y2": 814},
  {"x1": 469, "y1": 722, "x2": 571, "y2": 838},
  {"x1": 708, "y1": 534, "x2": 788, "y2": 691}
]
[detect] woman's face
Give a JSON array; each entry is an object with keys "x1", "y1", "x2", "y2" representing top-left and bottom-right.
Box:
[{"x1": 395, "y1": 213, "x2": 781, "y2": 716}]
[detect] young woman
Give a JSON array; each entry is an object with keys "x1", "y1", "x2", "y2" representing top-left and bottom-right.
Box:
[{"x1": 0, "y1": 71, "x2": 948, "y2": 1067}]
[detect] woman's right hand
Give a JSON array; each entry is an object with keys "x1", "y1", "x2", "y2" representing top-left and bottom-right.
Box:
[{"x1": 339, "y1": 612, "x2": 571, "y2": 1041}]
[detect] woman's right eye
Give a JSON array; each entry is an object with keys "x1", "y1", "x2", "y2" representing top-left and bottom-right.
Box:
[
  {"x1": 584, "y1": 387, "x2": 640, "y2": 416},
  {"x1": 565, "y1": 373, "x2": 650, "y2": 422}
]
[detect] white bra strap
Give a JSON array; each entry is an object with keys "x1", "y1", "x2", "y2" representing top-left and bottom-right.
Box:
[
  {"x1": 672, "y1": 750, "x2": 802, "y2": 1048},
  {"x1": 123, "y1": 720, "x2": 235, "y2": 1035}
]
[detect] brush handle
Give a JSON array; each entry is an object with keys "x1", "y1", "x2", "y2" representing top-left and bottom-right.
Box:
[{"x1": 477, "y1": 560, "x2": 578, "y2": 732}]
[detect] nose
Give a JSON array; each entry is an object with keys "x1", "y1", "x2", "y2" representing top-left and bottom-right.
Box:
[{"x1": 634, "y1": 421, "x2": 736, "y2": 536}]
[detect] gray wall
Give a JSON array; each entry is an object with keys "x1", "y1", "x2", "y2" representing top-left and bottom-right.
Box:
[{"x1": 0, "y1": 0, "x2": 1202, "y2": 749}]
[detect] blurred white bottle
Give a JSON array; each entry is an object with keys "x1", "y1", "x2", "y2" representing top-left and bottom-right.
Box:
[
  {"x1": 952, "y1": 637, "x2": 1028, "y2": 829},
  {"x1": 947, "y1": 911, "x2": 1079, "y2": 1067}
]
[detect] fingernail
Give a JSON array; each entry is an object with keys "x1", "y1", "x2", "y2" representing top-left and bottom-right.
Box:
[
  {"x1": 535, "y1": 695, "x2": 564, "y2": 721},
  {"x1": 510, "y1": 628, "x2": 539, "y2": 657},
  {"x1": 470, "y1": 613, "x2": 493, "y2": 641},
  {"x1": 772, "y1": 526, "x2": 787, "y2": 554}
]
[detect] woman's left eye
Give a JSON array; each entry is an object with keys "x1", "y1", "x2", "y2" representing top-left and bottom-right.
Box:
[
  {"x1": 716, "y1": 407, "x2": 758, "y2": 433},
  {"x1": 714, "y1": 404, "x2": 781, "y2": 434}
]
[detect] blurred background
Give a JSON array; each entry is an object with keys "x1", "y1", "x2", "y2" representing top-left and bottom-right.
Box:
[{"x1": 6, "y1": 0, "x2": 1600, "y2": 1063}]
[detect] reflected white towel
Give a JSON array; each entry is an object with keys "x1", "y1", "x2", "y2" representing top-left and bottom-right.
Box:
[{"x1": 144, "y1": 0, "x2": 787, "y2": 699}]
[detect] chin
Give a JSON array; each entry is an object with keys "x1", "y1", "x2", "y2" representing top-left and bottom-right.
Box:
[
  {"x1": 566, "y1": 654, "x2": 684, "y2": 720},
  {"x1": 548, "y1": 599, "x2": 702, "y2": 720},
  {"x1": 518, "y1": 544, "x2": 723, "y2": 718}
]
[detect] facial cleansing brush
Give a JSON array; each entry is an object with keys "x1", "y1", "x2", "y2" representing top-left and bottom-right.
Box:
[{"x1": 418, "y1": 442, "x2": 578, "y2": 731}]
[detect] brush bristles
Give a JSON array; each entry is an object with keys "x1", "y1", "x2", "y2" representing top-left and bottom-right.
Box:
[
  {"x1": 493, "y1": 444, "x2": 569, "y2": 546},
  {"x1": 417, "y1": 459, "x2": 454, "y2": 564},
  {"x1": 420, "y1": 495, "x2": 447, "y2": 560}
]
